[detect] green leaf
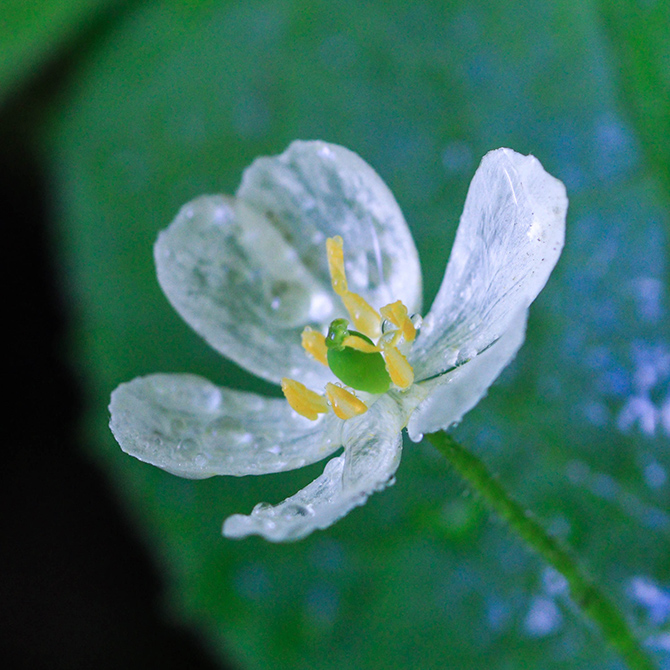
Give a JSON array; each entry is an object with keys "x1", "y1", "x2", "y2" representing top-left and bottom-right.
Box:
[
  {"x1": 41, "y1": 1, "x2": 670, "y2": 668},
  {"x1": 597, "y1": 0, "x2": 670, "y2": 232},
  {"x1": 0, "y1": 0, "x2": 119, "y2": 105}
]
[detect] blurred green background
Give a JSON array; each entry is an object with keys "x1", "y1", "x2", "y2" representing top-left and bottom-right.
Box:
[{"x1": 4, "y1": 1, "x2": 670, "y2": 668}]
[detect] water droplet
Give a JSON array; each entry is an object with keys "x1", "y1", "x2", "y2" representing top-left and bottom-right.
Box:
[
  {"x1": 282, "y1": 503, "x2": 314, "y2": 518},
  {"x1": 212, "y1": 205, "x2": 232, "y2": 225},
  {"x1": 252, "y1": 502, "x2": 275, "y2": 517},
  {"x1": 170, "y1": 417, "x2": 187, "y2": 433},
  {"x1": 206, "y1": 416, "x2": 244, "y2": 437},
  {"x1": 176, "y1": 438, "x2": 199, "y2": 459},
  {"x1": 457, "y1": 346, "x2": 476, "y2": 364},
  {"x1": 421, "y1": 313, "x2": 435, "y2": 334},
  {"x1": 202, "y1": 387, "x2": 222, "y2": 411}
]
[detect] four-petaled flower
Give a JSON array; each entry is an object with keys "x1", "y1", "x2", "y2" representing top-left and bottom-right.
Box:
[{"x1": 109, "y1": 140, "x2": 567, "y2": 542}]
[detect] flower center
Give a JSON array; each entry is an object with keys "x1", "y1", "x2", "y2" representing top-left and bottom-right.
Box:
[{"x1": 281, "y1": 236, "x2": 419, "y2": 421}]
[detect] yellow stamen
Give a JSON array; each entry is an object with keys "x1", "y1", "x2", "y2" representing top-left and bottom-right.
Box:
[
  {"x1": 326, "y1": 236, "x2": 348, "y2": 296},
  {"x1": 341, "y1": 291, "x2": 382, "y2": 340},
  {"x1": 325, "y1": 383, "x2": 368, "y2": 420},
  {"x1": 327, "y1": 236, "x2": 382, "y2": 339},
  {"x1": 301, "y1": 327, "x2": 328, "y2": 366},
  {"x1": 382, "y1": 345, "x2": 414, "y2": 389},
  {"x1": 281, "y1": 378, "x2": 329, "y2": 421},
  {"x1": 380, "y1": 300, "x2": 416, "y2": 343},
  {"x1": 342, "y1": 334, "x2": 381, "y2": 353}
]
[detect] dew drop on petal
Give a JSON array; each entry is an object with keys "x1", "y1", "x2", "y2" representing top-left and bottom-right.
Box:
[
  {"x1": 170, "y1": 417, "x2": 187, "y2": 433},
  {"x1": 212, "y1": 205, "x2": 232, "y2": 226},
  {"x1": 176, "y1": 438, "x2": 199, "y2": 459},
  {"x1": 421, "y1": 312, "x2": 435, "y2": 335},
  {"x1": 282, "y1": 503, "x2": 315, "y2": 519},
  {"x1": 252, "y1": 502, "x2": 276, "y2": 517}
]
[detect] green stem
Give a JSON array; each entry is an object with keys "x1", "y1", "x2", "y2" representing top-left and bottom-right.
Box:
[{"x1": 426, "y1": 430, "x2": 655, "y2": 670}]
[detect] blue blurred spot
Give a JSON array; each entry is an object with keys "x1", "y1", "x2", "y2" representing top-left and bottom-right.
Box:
[
  {"x1": 305, "y1": 583, "x2": 339, "y2": 627},
  {"x1": 234, "y1": 563, "x2": 272, "y2": 601},
  {"x1": 523, "y1": 596, "x2": 562, "y2": 637},
  {"x1": 309, "y1": 538, "x2": 347, "y2": 573}
]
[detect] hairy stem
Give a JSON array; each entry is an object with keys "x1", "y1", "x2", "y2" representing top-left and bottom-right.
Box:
[{"x1": 426, "y1": 431, "x2": 655, "y2": 670}]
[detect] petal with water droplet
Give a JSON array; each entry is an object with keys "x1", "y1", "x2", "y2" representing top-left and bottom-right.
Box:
[
  {"x1": 223, "y1": 394, "x2": 404, "y2": 541},
  {"x1": 407, "y1": 310, "x2": 527, "y2": 440},
  {"x1": 238, "y1": 140, "x2": 422, "y2": 315},
  {"x1": 109, "y1": 373, "x2": 342, "y2": 479},
  {"x1": 411, "y1": 148, "x2": 566, "y2": 380},
  {"x1": 155, "y1": 195, "x2": 334, "y2": 389}
]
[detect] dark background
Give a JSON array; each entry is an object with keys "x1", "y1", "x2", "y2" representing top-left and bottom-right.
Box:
[{"x1": 2, "y1": 128, "x2": 227, "y2": 669}]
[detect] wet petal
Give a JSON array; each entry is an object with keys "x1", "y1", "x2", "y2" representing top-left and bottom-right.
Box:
[
  {"x1": 223, "y1": 394, "x2": 404, "y2": 541},
  {"x1": 411, "y1": 148, "x2": 566, "y2": 380},
  {"x1": 155, "y1": 195, "x2": 333, "y2": 389},
  {"x1": 407, "y1": 310, "x2": 527, "y2": 440},
  {"x1": 109, "y1": 374, "x2": 342, "y2": 479},
  {"x1": 237, "y1": 140, "x2": 422, "y2": 315}
]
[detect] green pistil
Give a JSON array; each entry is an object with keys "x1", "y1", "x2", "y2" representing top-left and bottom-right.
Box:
[{"x1": 325, "y1": 318, "x2": 391, "y2": 394}]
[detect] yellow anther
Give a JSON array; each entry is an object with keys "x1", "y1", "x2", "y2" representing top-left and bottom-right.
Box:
[
  {"x1": 281, "y1": 378, "x2": 329, "y2": 421},
  {"x1": 341, "y1": 292, "x2": 382, "y2": 340},
  {"x1": 301, "y1": 327, "x2": 328, "y2": 366},
  {"x1": 380, "y1": 300, "x2": 416, "y2": 343},
  {"x1": 325, "y1": 383, "x2": 368, "y2": 420},
  {"x1": 326, "y1": 236, "x2": 348, "y2": 296},
  {"x1": 326, "y1": 236, "x2": 382, "y2": 339},
  {"x1": 382, "y1": 345, "x2": 414, "y2": 389},
  {"x1": 342, "y1": 334, "x2": 381, "y2": 353}
]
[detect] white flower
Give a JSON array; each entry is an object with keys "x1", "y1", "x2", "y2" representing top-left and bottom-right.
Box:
[{"x1": 109, "y1": 140, "x2": 567, "y2": 542}]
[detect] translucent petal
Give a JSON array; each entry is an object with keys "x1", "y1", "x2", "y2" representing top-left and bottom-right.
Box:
[
  {"x1": 223, "y1": 394, "x2": 404, "y2": 542},
  {"x1": 410, "y1": 148, "x2": 566, "y2": 380},
  {"x1": 155, "y1": 195, "x2": 333, "y2": 389},
  {"x1": 109, "y1": 374, "x2": 342, "y2": 479},
  {"x1": 407, "y1": 310, "x2": 528, "y2": 441},
  {"x1": 237, "y1": 140, "x2": 422, "y2": 315}
]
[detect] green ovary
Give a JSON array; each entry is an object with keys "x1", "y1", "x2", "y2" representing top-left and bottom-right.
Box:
[{"x1": 325, "y1": 319, "x2": 391, "y2": 394}]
